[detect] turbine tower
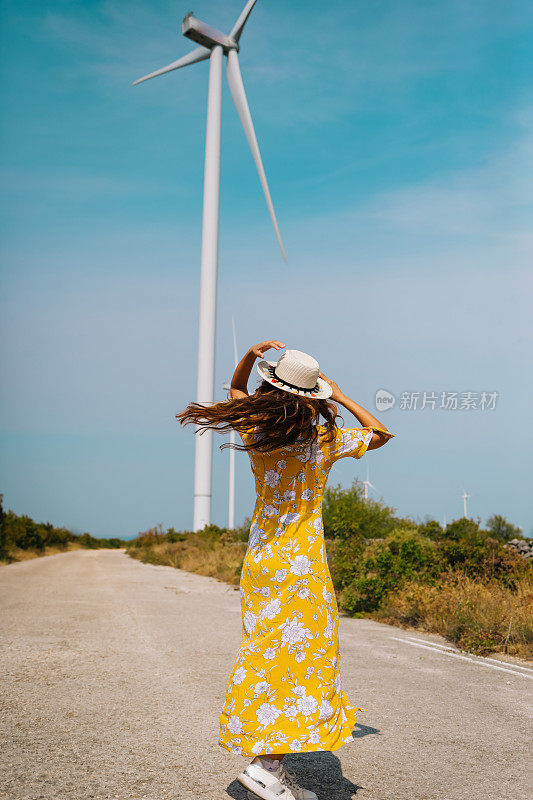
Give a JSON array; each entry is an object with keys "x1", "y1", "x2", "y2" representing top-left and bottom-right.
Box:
[
  {"x1": 362, "y1": 466, "x2": 377, "y2": 500},
  {"x1": 222, "y1": 317, "x2": 239, "y2": 529},
  {"x1": 462, "y1": 490, "x2": 471, "y2": 518},
  {"x1": 133, "y1": 2, "x2": 286, "y2": 530}
]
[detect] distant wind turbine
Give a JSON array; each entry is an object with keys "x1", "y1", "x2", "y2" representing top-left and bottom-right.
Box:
[
  {"x1": 462, "y1": 490, "x2": 471, "y2": 519},
  {"x1": 133, "y1": 1, "x2": 286, "y2": 531},
  {"x1": 363, "y1": 466, "x2": 377, "y2": 500},
  {"x1": 223, "y1": 317, "x2": 239, "y2": 529}
]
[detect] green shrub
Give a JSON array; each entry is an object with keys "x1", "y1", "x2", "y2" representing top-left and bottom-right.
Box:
[
  {"x1": 167, "y1": 527, "x2": 187, "y2": 543},
  {"x1": 0, "y1": 494, "x2": 6, "y2": 561},
  {"x1": 417, "y1": 519, "x2": 445, "y2": 540},
  {"x1": 323, "y1": 480, "x2": 399, "y2": 541},
  {"x1": 15, "y1": 520, "x2": 45, "y2": 552},
  {"x1": 328, "y1": 537, "x2": 366, "y2": 590},
  {"x1": 486, "y1": 514, "x2": 522, "y2": 542},
  {"x1": 342, "y1": 576, "x2": 388, "y2": 614},
  {"x1": 0, "y1": 495, "x2": 123, "y2": 561}
]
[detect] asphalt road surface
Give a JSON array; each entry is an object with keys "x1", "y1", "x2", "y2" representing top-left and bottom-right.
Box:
[{"x1": 1, "y1": 549, "x2": 532, "y2": 800}]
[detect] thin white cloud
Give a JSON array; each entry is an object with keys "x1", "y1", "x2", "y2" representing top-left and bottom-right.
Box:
[
  {"x1": 0, "y1": 168, "x2": 164, "y2": 197},
  {"x1": 33, "y1": 0, "x2": 530, "y2": 124},
  {"x1": 281, "y1": 104, "x2": 533, "y2": 265}
]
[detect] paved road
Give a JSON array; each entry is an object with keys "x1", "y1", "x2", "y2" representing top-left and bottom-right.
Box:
[{"x1": 1, "y1": 550, "x2": 531, "y2": 800}]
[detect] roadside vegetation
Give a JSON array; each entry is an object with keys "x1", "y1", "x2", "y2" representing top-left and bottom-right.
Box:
[
  {"x1": 127, "y1": 482, "x2": 532, "y2": 660},
  {"x1": 0, "y1": 494, "x2": 123, "y2": 564}
]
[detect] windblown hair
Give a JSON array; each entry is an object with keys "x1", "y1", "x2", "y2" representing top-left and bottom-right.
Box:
[{"x1": 176, "y1": 380, "x2": 342, "y2": 454}]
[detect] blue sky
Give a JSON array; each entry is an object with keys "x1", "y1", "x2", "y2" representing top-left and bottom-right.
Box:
[{"x1": 1, "y1": 0, "x2": 531, "y2": 538}]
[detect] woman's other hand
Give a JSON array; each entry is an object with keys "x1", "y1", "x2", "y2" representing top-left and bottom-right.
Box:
[
  {"x1": 319, "y1": 372, "x2": 344, "y2": 403},
  {"x1": 321, "y1": 376, "x2": 394, "y2": 448},
  {"x1": 250, "y1": 340, "x2": 285, "y2": 360}
]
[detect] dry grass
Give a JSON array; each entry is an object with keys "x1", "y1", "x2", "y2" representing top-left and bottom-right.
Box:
[
  {"x1": 374, "y1": 573, "x2": 533, "y2": 659},
  {"x1": 1, "y1": 540, "x2": 84, "y2": 566},
  {"x1": 131, "y1": 539, "x2": 246, "y2": 587}
]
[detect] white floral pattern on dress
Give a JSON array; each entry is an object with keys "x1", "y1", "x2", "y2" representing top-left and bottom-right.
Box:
[{"x1": 219, "y1": 423, "x2": 382, "y2": 756}]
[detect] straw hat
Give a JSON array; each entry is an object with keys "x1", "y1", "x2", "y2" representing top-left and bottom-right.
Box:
[{"x1": 257, "y1": 349, "x2": 333, "y2": 399}]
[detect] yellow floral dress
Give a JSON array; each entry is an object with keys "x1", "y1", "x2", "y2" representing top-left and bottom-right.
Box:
[{"x1": 219, "y1": 422, "x2": 394, "y2": 756}]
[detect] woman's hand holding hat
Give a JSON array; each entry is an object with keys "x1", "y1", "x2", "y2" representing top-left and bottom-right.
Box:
[
  {"x1": 250, "y1": 340, "x2": 285, "y2": 360},
  {"x1": 230, "y1": 340, "x2": 285, "y2": 399},
  {"x1": 319, "y1": 372, "x2": 343, "y2": 403}
]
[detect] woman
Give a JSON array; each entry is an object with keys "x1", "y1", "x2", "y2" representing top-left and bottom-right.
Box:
[{"x1": 177, "y1": 340, "x2": 395, "y2": 800}]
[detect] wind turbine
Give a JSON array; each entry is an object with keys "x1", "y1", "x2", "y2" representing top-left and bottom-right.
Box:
[
  {"x1": 362, "y1": 466, "x2": 377, "y2": 500},
  {"x1": 222, "y1": 317, "x2": 239, "y2": 529},
  {"x1": 133, "y1": 2, "x2": 286, "y2": 531},
  {"x1": 462, "y1": 490, "x2": 471, "y2": 518}
]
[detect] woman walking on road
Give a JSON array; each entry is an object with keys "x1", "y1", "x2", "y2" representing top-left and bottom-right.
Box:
[{"x1": 178, "y1": 340, "x2": 395, "y2": 800}]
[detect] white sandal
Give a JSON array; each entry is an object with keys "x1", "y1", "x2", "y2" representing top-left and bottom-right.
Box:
[{"x1": 238, "y1": 759, "x2": 318, "y2": 800}]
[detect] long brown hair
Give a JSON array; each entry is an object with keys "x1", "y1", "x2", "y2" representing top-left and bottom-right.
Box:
[{"x1": 176, "y1": 380, "x2": 342, "y2": 454}]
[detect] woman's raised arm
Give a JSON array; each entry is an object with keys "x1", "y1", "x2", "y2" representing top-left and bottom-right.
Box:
[
  {"x1": 230, "y1": 340, "x2": 285, "y2": 399},
  {"x1": 319, "y1": 372, "x2": 394, "y2": 450}
]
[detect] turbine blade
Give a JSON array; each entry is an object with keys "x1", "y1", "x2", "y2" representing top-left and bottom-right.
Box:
[
  {"x1": 368, "y1": 482, "x2": 377, "y2": 491},
  {"x1": 226, "y1": 50, "x2": 287, "y2": 261},
  {"x1": 231, "y1": 316, "x2": 238, "y2": 368},
  {"x1": 230, "y1": 0, "x2": 259, "y2": 43},
  {"x1": 132, "y1": 46, "x2": 210, "y2": 85}
]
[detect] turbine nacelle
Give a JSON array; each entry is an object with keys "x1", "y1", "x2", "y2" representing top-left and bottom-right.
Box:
[
  {"x1": 133, "y1": 0, "x2": 287, "y2": 262},
  {"x1": 182, "y1": 13, "x2": 238, "y2": 52}
]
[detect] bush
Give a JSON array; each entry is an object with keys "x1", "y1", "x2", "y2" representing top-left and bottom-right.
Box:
[
  {"x1": 417, "y1": 519, "x2": 444, "y2": 540},
  {"x1": 0, "y1": 495, "x2": 123, "y2": 561},
  {"x1": 322, "y1": 480, "x2": 400, "y2": 540},
  {"x1": 444, "y1": 517, "x2": 481, "y2": 541},
  {"x1": 342, "y1": 576, "x2": 388, "y2": 614},
  {"x1": 167, "y1": 527, "x2": 187, "y2": 543},
  {"x1": 0, "y1": 494, "x2": 6, "y2": 561},
  {"x1": 486, "y1": 514, "x2": 522, "y2": 542},
  {"x1": 377, "y1": 575, "x2": 533, "y2": 658},
  {"x1": 328, "y1": 536, "x2": 366, "y2": 590}
]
